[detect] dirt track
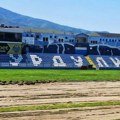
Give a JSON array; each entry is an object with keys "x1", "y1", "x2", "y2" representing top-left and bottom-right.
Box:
[{"x1": 0, "y1": 82, "x2": 120, "y2": 120}]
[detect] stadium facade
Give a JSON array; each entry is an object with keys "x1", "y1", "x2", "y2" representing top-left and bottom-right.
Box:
[{"x1": 0, "y1": 24, "x2": 120, "y2": 69}]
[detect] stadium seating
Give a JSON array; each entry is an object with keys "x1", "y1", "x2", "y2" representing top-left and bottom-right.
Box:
[
  {"x1": 0, "y1": 54, "x2": 27, "y2": 67},
  {"x1": 89, "y1": 45, "x2": 120, "y2": 56},
  {"x1": 88, "y1": 55, "x2": 120, "y2": 69},
  {"x1": 0, "y1": 54, "x2": 119, "y2": 69},
  {"x1": 112, "y1": 48, "x2": 120, "y2": 55},
  {"x1": 0, "y1": 54, "x2": 90, "y2": 68},
  {"x1": 44, "y1": 44, "x2": 75, "y2": 54},
  {"x1": 27, "y1": 53, "x2": 89, "y2": 68},
  {"x1": 89, "y1": 46, "x2": 99, "y2": 55}
]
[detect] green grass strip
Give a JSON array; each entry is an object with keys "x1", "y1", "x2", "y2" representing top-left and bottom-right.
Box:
[
  {"x1": 0, "y1": 101, "x2": 120, "y2": 112},
  {"x1": 0, "y1": 69, "x2": 120, "y2": 82}
]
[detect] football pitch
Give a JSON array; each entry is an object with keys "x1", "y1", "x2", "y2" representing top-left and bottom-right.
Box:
[
  {"x1": 0, "y1": 69, "x2": 119, "y2": 82},
  {"x1": 0, "y1": 69, "x2": 120, "y2": 120}
]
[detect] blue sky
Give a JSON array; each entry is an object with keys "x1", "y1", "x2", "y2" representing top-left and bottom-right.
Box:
[{"x1": 0, "y1": 0, "x2": 120, "y2": 33}]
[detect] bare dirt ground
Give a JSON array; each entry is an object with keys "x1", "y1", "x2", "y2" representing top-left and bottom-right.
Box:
[{"x1": 0, "y1": 82, "x2": 120, "y2": 120}]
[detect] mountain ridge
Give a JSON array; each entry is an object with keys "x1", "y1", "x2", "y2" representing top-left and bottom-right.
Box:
[{"x1": 0, "y1": 7, "x2": 90, "y2": 34}]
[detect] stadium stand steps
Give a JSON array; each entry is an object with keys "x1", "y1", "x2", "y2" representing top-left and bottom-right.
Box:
[{"x1": 85, "y1": 56, "x2": 96, "y2": 68}]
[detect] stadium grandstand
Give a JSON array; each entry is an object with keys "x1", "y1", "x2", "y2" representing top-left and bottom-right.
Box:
[{"x1": 0, "y1": 24, "x2": 120, "y2": 69}]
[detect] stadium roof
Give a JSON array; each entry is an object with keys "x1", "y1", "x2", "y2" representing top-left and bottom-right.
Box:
[
  {"x1": 96, "y1": 32, "x2": 120, "y2": 38},
  {"x1": 0, "y1": 28, "x2": 23, "y2": 33}
]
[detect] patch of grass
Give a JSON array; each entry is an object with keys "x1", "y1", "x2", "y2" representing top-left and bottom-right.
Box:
[
  {"x1": 0, "y1": 101, "x2": 120, "y2": 112},
  {"x1": 0, "y1": 69, "x2": 120, "y2": 82}
]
